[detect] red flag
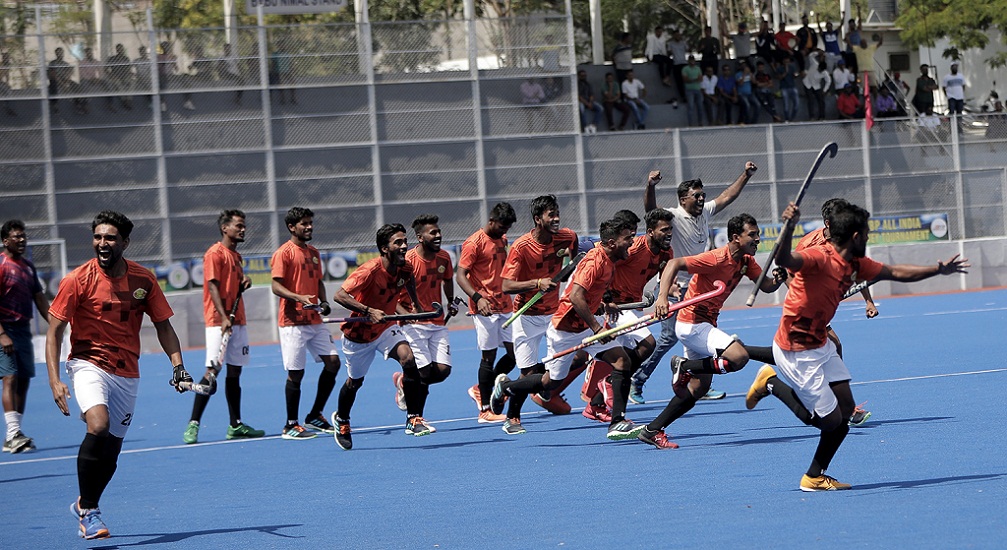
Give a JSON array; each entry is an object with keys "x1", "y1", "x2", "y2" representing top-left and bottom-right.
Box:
[{"x1": 864, "y1": 73, "x2": 874, "y2": 130}]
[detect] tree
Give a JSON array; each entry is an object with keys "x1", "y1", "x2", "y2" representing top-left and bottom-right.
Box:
[{"x1": 896, "y1": 0, "x2": 1007, "y2": 69}]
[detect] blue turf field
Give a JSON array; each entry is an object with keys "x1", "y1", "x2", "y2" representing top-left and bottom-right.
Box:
[{"x1": 3, "y1": 289, "x2": 1006, "y2": 549}]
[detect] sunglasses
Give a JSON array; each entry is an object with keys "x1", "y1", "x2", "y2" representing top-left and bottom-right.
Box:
[{"x1": 690, "y1": 192, "x2": 707, "y2": 200}]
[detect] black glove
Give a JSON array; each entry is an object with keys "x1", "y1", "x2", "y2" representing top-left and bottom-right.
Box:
[
  {"x1": 772, "y1": 266, "x2": 789, "y2": 284},
  {"x1": 319, "y1": 301, "x2": 331, "y2": 316},
  {"x1": 171, "y1": 364, "x2": 193, "y2": 393}
]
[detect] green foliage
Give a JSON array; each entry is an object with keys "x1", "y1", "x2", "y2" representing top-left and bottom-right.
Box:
[{"x1": 896, "y1": 0, "x2": 1007, "y2": 68}]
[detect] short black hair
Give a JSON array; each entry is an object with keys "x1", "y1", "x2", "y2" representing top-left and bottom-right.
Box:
[
  {"x1": 92, "y1": 210, "x2": 134, "y2": 240},
  {"x1": 285, "y1": 207, "x2": 313, "y2": 228},
  {"x1": 613, "y1": 209, "x2": 641, "y2": 227},
  {"x1": 599, "y1": 218, "x2": 632, "y2": 241},
  {"x1": 727, "y1": 213, "x2": 758, "y2": 240},
  {"x1": 821, "y1": 198, "x2": 849, "y2": 223},
  {"x1": 377, "y1": 223, "x2": 406, "y2": 250},
  {"x1": 677, "y1": 179, "x2": 704, "y2": 200},
  {"x1": 489, "y1": 202, "x2": 517, "y2": 226},
  {"x1": 217, "y1": 209, "x2": 245, "y2": 234},
  {"x1": 531, "y1": 195, "x2": 559, "y2": 220},
  {"x1": 411, "y1": 214, "x2": 439, "y2": 234},
  {"x1": 644, "y1": 208, "x2": 673, "y2": 230},
  {"x1": 1, "y1": 219, "x2": 25, "y2": 240},
  {"x1": 829, "y1": 203, "x2": 870, "y2": 244}
]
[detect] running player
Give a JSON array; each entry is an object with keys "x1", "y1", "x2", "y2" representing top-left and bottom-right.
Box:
[
  {"x1": 270, "y1": 207, "x2": 341, "y2": 440},
  {"x1": 492, "y1": 218, "x2": 645, "y2": 440},
  {"x1": 456, "y1": 202, "x2": 518, "y2": 423},
  {"x1": 332, "y1": 223, "x2": 423, "y2": 449},
  {"x1": 498, "y1": 195, "x2": 579, "y2": 433},
  {"x1": 391, "y1": 215, "x2": 455, "y2": 419},
  {"x1": 633, "y1": 164, "x2": 757, "y2": 403},
  {"x1": 182, "y1": 210, "x2": 264, "y2": 444},
  {"x1": 746, "y1": 201, "x2": 968, "y2": 490},
  {"x1": 582, "y1": 208, "x2": 674, "y2": 422},
  {"x1": 1, "y1": 220, "x2": 50, "y2": 453},
  {"x1": 45, "y1": 210, "x2": 194, "y2": 540},
  {"x1": 636, "y1": 213, "x2": 785, "y2": 449}
]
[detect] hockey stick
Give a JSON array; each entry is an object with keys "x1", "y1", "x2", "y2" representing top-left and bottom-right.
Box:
[
  {"x1": 320, "y1": 302, "x2": 443, "y2": 324},
  {"x1": 541, "y1": 281, "x2": 726, "y2": 363},
  {"x1": 442, "y1": 296, "x2": 467, "y2": 324},
  {"x1": 503, "y1": 251, "x2": 586, "y2": 328},
  {"x1": 177, "y1": 380, "x2": 217, "y2": 396},
  {"x1": 616, "y1": 290, "x2": 656, "y2": 311},
  {"x1": 209, "y1": 286, "x2": 244, "y2": 372},
  {"x1": 842, "y1": 278, "x2": 877, "y2": 300},
  {"x1": 746, "y1": 142, "x2": 839, "y2": 307}
]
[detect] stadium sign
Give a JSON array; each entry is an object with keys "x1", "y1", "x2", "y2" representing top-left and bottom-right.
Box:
[{"x1": 246, "y1": 0, "x2": 348, "y2": 15}]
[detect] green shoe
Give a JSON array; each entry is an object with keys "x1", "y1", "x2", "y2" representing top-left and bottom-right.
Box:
[
  {"x1": 183, "y1": 421, "x2": 199, "y2": 444},
  {"x1": 227, "y1": 423, "x2": 266, "y2": 439}
]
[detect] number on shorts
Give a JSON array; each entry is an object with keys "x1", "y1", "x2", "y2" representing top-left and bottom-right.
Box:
[
  {"x1": 121, "y1": 413, "x2": 133, "y2": 426},
  {"x1": 242, "y1": 345, "x2": 249, "y2": 356}
]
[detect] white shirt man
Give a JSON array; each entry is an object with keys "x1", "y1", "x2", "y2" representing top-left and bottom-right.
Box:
[
  {"x1": 832, "y1": 63, "x2": 854, "y2": 92},
  {"x1": 621, "y1": 77, "x2": 646, "y2": 100}
]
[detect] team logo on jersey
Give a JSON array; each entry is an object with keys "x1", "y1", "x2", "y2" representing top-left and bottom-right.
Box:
[
  {"x1": 659, "y1": 260, "x2": 668, "y2": 271},
  {"x1": 133, "y1": 288, "x2": 148, "y2": 300},
  {"x1": 312, "y1": 257, "x2": 319, "y2": 264},
  {"x1": 437, "y1": 265, "x2": 446, "y2": 274},
  {"x1": 556, "y1": 248, "x2": 569, "y2": 258},
  {"x1": 740, "y1": 265, "x2": 748, "y2": 275},
  {"x1": 850, "y1": 270, "x2": 859, "y2": 283},
  {"x1": 397, "y1": 278, "x2": 406, "y2": 287}
]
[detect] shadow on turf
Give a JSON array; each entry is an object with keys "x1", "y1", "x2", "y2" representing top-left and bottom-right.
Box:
[
  {"x1": 0, "y1": 473, "x2": 72, "y2": 485},
  {"x1": 851, "y1": 473, "x2": 1006, "y2": 492},
  {"x1": 87, "y1": 523, "x2": 303, "y2": 548}
]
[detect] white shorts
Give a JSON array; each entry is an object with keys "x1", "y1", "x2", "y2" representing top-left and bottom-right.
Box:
[
  {"x1": 772, "y1": 339, "x2": 851, "y2": 418},
  {"x1": 401, "y1": 323, "x2": 451, "y2": 367},
  {"x1": 512, "y1": 315, "x2": 551, "y2": 369},
  {"x1": 613, "y1": 310, "x2": 653, "y2": 348},
  {"x1": 204, "y1": 325, "x2": 250, "y2": 368},
  {"x1": 544, "y1": 321, "x2": 623, "y2": 381},
  {"x1": 341, "y1": 326, "x2": 408, "y2": 379},
  {"x1": 675, "y1": 321, "x2": 737, "y2": 360},
  {"x1": 67, "y1": 358, "x2": 139, "y2": 439},
  {"x1": 472, "y1": 314, "x2": 513, "y2": 351},
  {"x1": 278, "y1": 324, "x2": 339, "y2": 371}
]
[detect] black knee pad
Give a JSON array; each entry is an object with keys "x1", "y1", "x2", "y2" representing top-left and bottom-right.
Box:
[
  {"x1": 420, "y1": 365, "x2": 451, "y2": 384},
  {"x1": 345, "y1": 377, "x2": 365, "y2": 390}
]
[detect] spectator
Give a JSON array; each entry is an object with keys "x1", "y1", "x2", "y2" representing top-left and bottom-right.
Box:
[
  {"x1": 912, "y1": 64, "x2": 938, "y2": 116},
  {"x1": 48, "y1": 47, "x2": 79, "y2": 114},
  {"x1": 843, "y1": 8, "x2": 863, "y2": 75},
  {"x1": 875, "y1": 86, "x2": 899, "y2": 118},
  {"x1": 666, "y1": 30, "x2": 688, "y2": 108},
  {"x1": 621, "y1": 69, "x2": 650, "y2": 129},
  {"x1": 542, "y1": 76, "x2": 564, "y2": 129},
  {"x1": 577, "y1": 70, "x2": 604, "y2": 134},
  {"x1": 776, "y1": 53, "x2": 800, "y2": 122},
  {"x1": 105, "y1": 44, "x2": 133, "y2": 111},
  {"x1": 803, "y1": 51, "x2": 831, "y2": 121},
  {"x1": 890, "y1": 71, "x2": 910, "y2": 97},
  {"x1": 854, "y1": 34, "x2": 883, "y2": 88},
  {"x1": 716, "y1": 64, "x2": 738, "y2": 124},
  {"x1": 134, "y1": 46, "x2": 152, "y2": 100},
  {"x1": 817, "y1": 14, "x2": 842, "y2": 69},
  {"x1": 601, "y1": 72, "x2": 631, "y2": 131},
  {"x1": 942, "y1": 62, "x2": 966, "y2": 116},
  {"x1": 520, "y1": 77, "x2": 545, "y2": 132},
  {"x1": 755, "y1": 19, "x2": 776, "y2": 67},
  {"x1": 683, "y1": 54, "x2": 704, "y2": 126},
  {"x1": 269, "y1": 46, "x2": 296, "y2": 106},
  {"x1": 795, "y1": 14, "x2": 818, "y2": 71},
  {"x1": 78, "y1": 47, "x2": 110, "y2": 114},
  {"x1": 158, "y1": 41, "x2": 195, "y2": 111},
  {"x1": 882, "y1": 74, "x2": 909, "y2": 116},
  {"x1": 698, "y1": 26, "x2": 721, "y2": 75},
  {"x1": 836, "y1": 84, "x2": 863, "y2": 119},
  {"x1": 700, "y1": 65, "x2": 719, "y2": 125},
  {"x1": 736, "y1": 63, "x2": 760, "y2": 124},
  {"x1": 217, "y1": 43, "x2": 244, "y2": 105},
  {"x1": 0, "y1": 51, "x2": 15, "y2": 116},
  {"x1": 832, "y1": 58, "x2": 855, "y2": 94},
  {"x1": 645, "y1": 26, "x2": 673, "y2": 87},
  {"x1": 754, "y1": 60, "x2": 782, "y2": 122},
  {"x1": 727, "y1": 22, "x2": 753, "y2": 68},
  {"x1": 775, "y1": 22, "x2": 796, "y2": 63},
  {"x1": 612, "y1": 32, "x2": 634, "y2": 83}
]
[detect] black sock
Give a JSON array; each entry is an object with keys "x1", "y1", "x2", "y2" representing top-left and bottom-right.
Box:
[
  {"x1": 744, "y1": 345, "x2": 776, "y2": 365},
  {"x1": 98, "y1": 436, "x2": 123, "y2": 497},
  {"x1": 768, "y1": 376, "x2": 815, "y2": 426},
  {"x1": 477, "y1": 358, "x2": 495, "y2": 408},
  {"x1": 308, "y1": 368, "x2": 337, "y2": 419},
  {"x1": 807, "y1": 422, "x2": 850, "y2": 477},
  {"x1": 188, "y1": 377, "x2": 212, "y2": 423},
  {"x1": 225, "y1": 376, "x2": 242, "y2": 427},
  {"x1": 336, "y1": 382, "x2": 360, "y2": 421},
  {"x1": 494, "y1": 353, "x2": 516, "y2": 376},
  {"x1": 77, "y1": 433, "x2": 108, "y2": 509},
  {"x1": 506, "y1": 374, "x2": 546, "y2": 396},
  {"x1": 285, "y1": 378, "x2": 301, "y2": 425},
  {"x1": 506, "y1": 392, "x2": 528, "y2": 420},
  {"x1": 681, "y1": 357, "x2": 730, "y2": 375},
  {"x1": 609, "y1": 369, "x2": 631, "y2": 422},
  {"x1": 647, "y1": 394, "x2": 698, "y2": 431},
  {"x1": 402, "y1": 374, "x2": 427, "y2": 417}
]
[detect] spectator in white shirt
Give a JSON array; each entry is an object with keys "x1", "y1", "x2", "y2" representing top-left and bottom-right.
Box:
[
  {"x1": 832, "y1": 58, "x2": 855, "y2": 94},
  {"x1": 700, "y1": 65, "x2": 719, "y2": 126},
  {"x1": 646, "y1": 26, "x2": 673, "y2": 88},
  {"x1": 621, "y1": 70, "x2": 650, "y2": 129}
]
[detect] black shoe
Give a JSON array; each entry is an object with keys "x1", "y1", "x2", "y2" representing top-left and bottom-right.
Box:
[{"x1": 332, "y1": 413, "x2": 352, "y2": 450}]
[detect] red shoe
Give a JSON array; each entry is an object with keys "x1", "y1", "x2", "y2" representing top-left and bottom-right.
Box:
[
  {"x1": 580, "y1": 359, "x2": 612, "y2": 402},
  {"x1": 467, "y1": 384, "x2": 482, "y2": 411},
  {"x1": 581, "y1": 402, "x2": 612, "y2": 423},
  {"x1": 532, "y1": 392, "x2": 572, "y2": 415},
  {"x1": 638, "y1": 427, "x2": 679, "y2": 449},
  {"x1": 596, "y1": 377, "x2": 613, "y2": 410}
]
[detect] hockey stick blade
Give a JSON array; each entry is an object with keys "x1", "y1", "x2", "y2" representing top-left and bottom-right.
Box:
[{"x1": 617, "y1": 290, "x2": 656, "y2": 310}]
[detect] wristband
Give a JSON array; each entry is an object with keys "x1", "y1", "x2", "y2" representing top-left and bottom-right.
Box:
[{"x1": 471, "y1": 292, "x2": 484, "y2": 304}]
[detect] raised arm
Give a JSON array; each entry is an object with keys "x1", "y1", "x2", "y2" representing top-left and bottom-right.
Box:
[
  {"x1": 877, "y1": 255, "x2": 969, "y2": 282},
  {"x1": 643, "y1": 170, "x2": 662, "y2": 212},
  {"x1": 712, "y1": 161, "x2": 758, "y2": 214}
]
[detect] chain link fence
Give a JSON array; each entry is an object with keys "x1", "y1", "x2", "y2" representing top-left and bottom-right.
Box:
[{"x1": 2, "y1": 15, "x2": 1006, "y2": 272}]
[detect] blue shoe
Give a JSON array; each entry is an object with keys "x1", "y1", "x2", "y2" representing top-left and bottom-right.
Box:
[
  {"x1": 71, "y1": 499, "x2": 110, "y2": 540},
  {"x1": 490, "y1": 374, "x2": 510, "y2": 415},
  {"x1": 699, "y1": 387, "x2": 726, "y2": 400},
  {"x1": 629, "y1": 383, "x2": 645, "y2": 404}
]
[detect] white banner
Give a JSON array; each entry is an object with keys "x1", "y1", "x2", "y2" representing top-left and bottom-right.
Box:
[{"x1": 246, "y1": 0, "x2": 347, "y2": 15}]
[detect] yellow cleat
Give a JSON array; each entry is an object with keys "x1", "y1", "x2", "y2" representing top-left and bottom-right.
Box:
[
  {"x1": 800, "y1": 474, "x2": 852, "y2": 492},
  {"x1": 745, "y1": 364, "x2": 777, "y2": 410}
]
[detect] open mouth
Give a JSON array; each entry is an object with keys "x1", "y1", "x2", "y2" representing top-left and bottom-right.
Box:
[{"x1": 97, "y1": 249, "x2": 112, "y2": 262}]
